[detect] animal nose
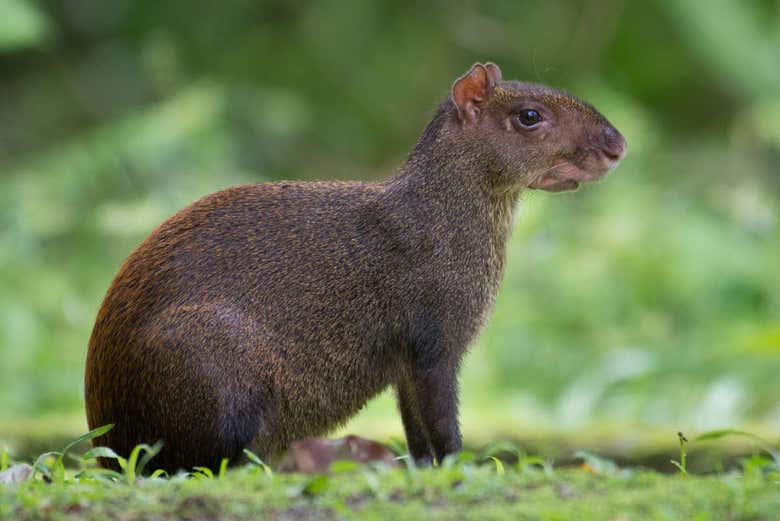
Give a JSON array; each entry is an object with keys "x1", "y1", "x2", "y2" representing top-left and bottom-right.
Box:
[{"x1": 601, "y1": 126, "x2": 627, "y2": 161}]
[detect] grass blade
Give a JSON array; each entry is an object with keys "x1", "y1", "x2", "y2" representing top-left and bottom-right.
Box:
[
  {"x1": 696, "y1": 429, "x2": 780, "y2": 463},
  {"x1": 490, "y1": 456, "x2": 505, "y2": 475},
  {"x1": 218, "y1": 458, "x2": 229, "y2": 479},
  {"x1": 243, "y1": 449, "x2": 273, "y2": 476},
  {"x1": 193, "y1": 466, "x2": 214, "y2": 479},
  {"x1": 60, "y1": 424, "x2": 115, "y2": 458},
  {"x1": 136, "y1": 440, "x2": 164, "y2": 478},
  {"x1": 32, "y1": 451, "x2": 62, "y2": 481},
  {"x1": 82, "y1": 446, "x2": 121, "y2": 462}
]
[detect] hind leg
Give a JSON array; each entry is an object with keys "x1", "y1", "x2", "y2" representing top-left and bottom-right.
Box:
[{"x1": 89, "y1": 301, "x2": 273, "y2": 473}]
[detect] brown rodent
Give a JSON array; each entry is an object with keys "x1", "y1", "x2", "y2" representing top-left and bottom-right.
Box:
[{"x1": 85, "y1": 62, "x2": 626, "y2": 472}]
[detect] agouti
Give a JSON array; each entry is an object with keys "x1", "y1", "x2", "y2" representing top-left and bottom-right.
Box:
[{"x1": 85, "y1": 62, "x2": 626, "y2": 472}]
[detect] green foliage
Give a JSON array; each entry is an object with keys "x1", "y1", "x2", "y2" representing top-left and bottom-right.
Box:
[
  {"x1": 122, "y1": 441, "x2": 165, "y2": 485},
  {"x1": 30, "y1": 424, "x2": 113, "y2": 483},
  {"x1": 0, "y1": 0, "x2": 50, "y2": 51},
  {"x1": 243, "y1": 449, "x2": 274, "y2": 476},
  {"x1": 2, "y1": 433, "x2": 780, "y2": 521}
]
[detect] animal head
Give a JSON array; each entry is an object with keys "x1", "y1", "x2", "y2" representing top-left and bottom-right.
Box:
[{"x1": 451, "y1": 62, "x2": 626, "y2": 192}]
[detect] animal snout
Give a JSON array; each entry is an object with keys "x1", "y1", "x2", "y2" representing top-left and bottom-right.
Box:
[{"x1": 601, "y1": 126, "x2": 627, "y2": 162}]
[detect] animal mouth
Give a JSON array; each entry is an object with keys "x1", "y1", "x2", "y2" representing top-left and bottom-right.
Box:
[
  {"x1": 529, "y1": 161, "x2": 608, "y2": 193},
  {"x1": 530, "y1": 144, "x2": 626, "y2": 193},
  {"x1": 531, "y1": 126, "x2": 626, "y2": 193}
]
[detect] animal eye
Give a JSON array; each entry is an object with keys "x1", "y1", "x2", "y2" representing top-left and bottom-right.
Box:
[{"x1": 515, "y1": 109, "x2": 542, "y2": 129}]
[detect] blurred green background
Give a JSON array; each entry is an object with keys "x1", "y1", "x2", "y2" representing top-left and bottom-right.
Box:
[{"x1": 1, "y1": 0, "x2": 778, "y2": 452}]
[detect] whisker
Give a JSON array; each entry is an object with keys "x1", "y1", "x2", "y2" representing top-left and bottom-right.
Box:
[{"x1": 532, "y1": 162, "x2": 567, "y2": 182}]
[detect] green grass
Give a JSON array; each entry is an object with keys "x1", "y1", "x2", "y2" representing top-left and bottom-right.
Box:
[
  {"x1": 2, "y1": 428, "x2": 780, "y2": 521},
  {"x1": 3, "y1": 456, "x2": 780, "y2": 520}
]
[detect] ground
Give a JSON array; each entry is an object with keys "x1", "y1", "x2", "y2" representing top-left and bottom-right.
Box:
[{"x1": 2, "y1": 450, "x2": 779, "y2": 521}]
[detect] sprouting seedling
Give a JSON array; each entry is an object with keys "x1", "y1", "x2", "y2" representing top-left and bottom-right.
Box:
[
  {"x1": 193, "y1": 466, "x2": 214, "y2": 479},
  {"x1": 78, "y1": 440, "x2": 164, "y2": 484},
  {"x1": 489, "y1": 456, "x2": 505, "y2": 475},
  {"x1": 192, "y1": 459, "x2": 229, "y2": 480},
  {"x1": 479, "y1": 440, "x2": 536, "y2": 476},
  {"x1": 32, "y1": 424, "x2": 115, "y2": 483},
  {"x1": 99, "y1": 440, "x2": 165, "y2": 485},
  {"x1": 243, "y1": 449, "x2": 273, "y2": 476},
  {"x1": 218, "y1": 457, "x2": 229, "y2": 478},
  {"x1": 670, "y1": 431, "x2": 688, "y2": 475}
]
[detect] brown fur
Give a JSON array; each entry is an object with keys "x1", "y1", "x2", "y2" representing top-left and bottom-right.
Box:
[{"x1": 85, "y1": 63, "x2": 626, "y2": 472}]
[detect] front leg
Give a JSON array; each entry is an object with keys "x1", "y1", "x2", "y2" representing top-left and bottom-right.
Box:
[
  {"x1": 396, "y1": 377, "x2": 433, "y2": 465},
  {"x1": 412, "y1": 363, "x2": 462, "y2": 464}
]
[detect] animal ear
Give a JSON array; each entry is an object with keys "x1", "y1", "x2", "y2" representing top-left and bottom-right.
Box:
[
  {"x1": 452, "y1": 63, "x2": 498, "y2": 124},
  {"x1": 484, "y1": 62, "x2": 502, "y2": 85}
]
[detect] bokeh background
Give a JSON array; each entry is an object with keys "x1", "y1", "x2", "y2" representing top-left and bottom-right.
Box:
[{"x1": 1, "y1": 0, "x2": 778, "y2": 456}]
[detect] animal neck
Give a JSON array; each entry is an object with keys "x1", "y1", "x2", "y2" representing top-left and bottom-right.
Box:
[{"x1": 385, "y1": 101, "x2": 521, "y2": 251}]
